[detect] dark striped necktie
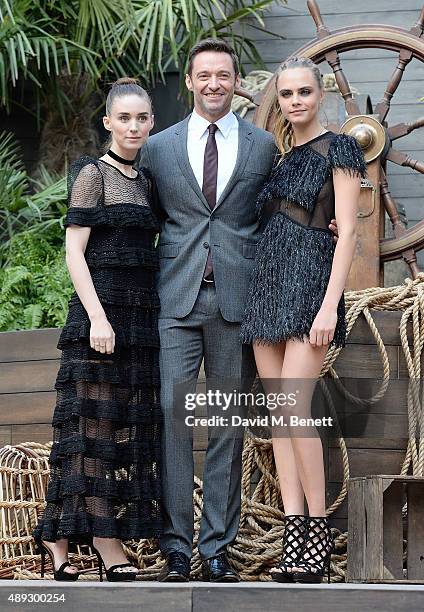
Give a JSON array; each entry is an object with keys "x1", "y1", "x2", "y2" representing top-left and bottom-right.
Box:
[
  {"x1": 202, "y1": 123, "x2": 218, "y2": 280},
  {"x1": 202, "y1": 123, "x2": 218, "y2": 209}
]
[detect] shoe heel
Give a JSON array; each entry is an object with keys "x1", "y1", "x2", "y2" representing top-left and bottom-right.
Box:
[
  {"x1": 90, "y1": 542, "x2": 103, "y2": 582},
  {"x1": 327, "y1": 543, "x2": 334, "y2": 583},
  {"x1": 40, "y1": 548, "x2": 46, "y2": 578},
  {"x1": 95, "y1": 552, "x2": 103, "y2": 582}
]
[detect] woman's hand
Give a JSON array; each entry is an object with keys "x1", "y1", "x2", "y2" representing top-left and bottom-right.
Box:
[
  {"x1": 309, "y1": 307, "x2": 338, "y2": 348},
  {"x1": 329, "y1": 218, "x2": 338, "y2": 244},
  {"x1": 90, "y1": 315, "x2": 115, "y2": 354}
]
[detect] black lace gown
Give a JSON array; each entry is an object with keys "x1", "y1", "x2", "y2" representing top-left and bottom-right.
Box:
[
  {"x1": 241, "y1": 132, "x2": 366, "y2": 348},
  {"x1": 33, "y1": 157, "x2": 163, "y2": 542}
]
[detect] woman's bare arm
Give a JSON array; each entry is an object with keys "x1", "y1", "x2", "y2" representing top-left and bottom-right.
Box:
[
  {"x1": 66, "y1": 225, "x2": 115, "y2": 354},
  {"x1": 309, "y1": 170, "x2": 360, "y2": 347}
]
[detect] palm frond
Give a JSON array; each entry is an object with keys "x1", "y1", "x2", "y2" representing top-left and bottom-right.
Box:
[{"x1": 126, "y1": 0, "x2": 285, "y2": 89}]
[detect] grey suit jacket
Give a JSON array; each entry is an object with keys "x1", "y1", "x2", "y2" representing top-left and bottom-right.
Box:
[{"x1": 140, "y1": 113, "x2": 276, "y2": 322}]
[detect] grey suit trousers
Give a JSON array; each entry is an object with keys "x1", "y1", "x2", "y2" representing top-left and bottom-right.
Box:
[{"x1": 159, "y1": 283, "x2": 256, "y2": 559}]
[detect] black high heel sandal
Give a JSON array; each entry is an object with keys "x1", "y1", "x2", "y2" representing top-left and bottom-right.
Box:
[
  {"x1": 91, "y1": 543, "x2": 138, "y2": 582},
  {"x1": 292, "y1": 516, "x2": 334, "y2": 584},
  {"x1": 270, "y1": 514, "x2": 308, "y2": 583},
  {"x1": 34, "y1": 538, "x2": 80, "y2": 581}
]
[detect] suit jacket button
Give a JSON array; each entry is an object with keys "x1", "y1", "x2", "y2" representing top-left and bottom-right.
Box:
[{"x1": 203, "y1": 242, "x2": 209, "y2": 249}]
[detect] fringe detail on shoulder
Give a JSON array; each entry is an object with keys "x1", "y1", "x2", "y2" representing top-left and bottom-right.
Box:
[
  {"x1": 256, "y1": 146, "x2": 328, "y2": 217},
  {"x1": 241, "y1": 213, "x2": 346, "y2": 348},
  {"x1": 327, "y1": 133, "x2": 367, "y2": 178}
]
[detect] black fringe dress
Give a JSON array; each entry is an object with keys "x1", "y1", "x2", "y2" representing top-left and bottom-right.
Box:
[
  {"x1": 33, "y1": 157, "x2": 163, "y2": 542},
  {"x1": 241, "y1": 131, "x2": 366, "y2": 348}
]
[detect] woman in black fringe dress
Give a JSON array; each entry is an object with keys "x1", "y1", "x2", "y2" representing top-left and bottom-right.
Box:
[
  {"x1": 241, "y1": 57, "x2": 366, "y2": 584},
  {"x1": 33, "y1": 78, "x2": 163, "y2": 581}
]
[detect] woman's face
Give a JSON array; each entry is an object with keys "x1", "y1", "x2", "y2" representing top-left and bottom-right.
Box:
[
  {"x1": 103, "y1": 94, "x2": 154, "y2": 153},
  {"x1": 276, "y1": 67, "x2": 323, "y2": 128}
]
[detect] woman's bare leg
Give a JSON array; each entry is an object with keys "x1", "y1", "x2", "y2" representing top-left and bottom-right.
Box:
[
  {"x1": 253, "y1": 342, "x2": 304, "y2": 514},
  {"x1": 92, "y1": 537, "x2": 138, "y2": 574},
  {"x1": 41, "y1": 539, "x2": 79, "y2": 574},
  {"x1": 279, "y1": 340, "x2": 328, "y2": 517}
]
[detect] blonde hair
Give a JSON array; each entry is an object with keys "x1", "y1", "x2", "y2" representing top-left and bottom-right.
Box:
[{"x1": 273, "y1": 57, "x2": 323, "y2": 158}]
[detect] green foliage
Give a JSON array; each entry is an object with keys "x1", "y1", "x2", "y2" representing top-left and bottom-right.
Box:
[
  {"x1": 0, "y1": 130, "x2": 67, "y2": 250},
  {"x1": 0, "y1": 131, "x2": 70, "y2": 331},
  {"x1": 0, "y1": 0, "x2": 286, "y2": 120},
  {"x1": 122, "y1": 0, "x2": 286, "y2": 91},
  {"x1": 0, "y1": 228, "x2": 72, "y2": 331}
]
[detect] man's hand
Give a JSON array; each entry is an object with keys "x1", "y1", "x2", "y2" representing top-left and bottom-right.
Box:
[{"x1": 329, "y1": 218, "x2": 339, "y2": 244}]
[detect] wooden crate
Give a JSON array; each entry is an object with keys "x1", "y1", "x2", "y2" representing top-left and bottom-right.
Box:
[{"x1": 347, "y1": 475, "x2": 424, "y2": 583}]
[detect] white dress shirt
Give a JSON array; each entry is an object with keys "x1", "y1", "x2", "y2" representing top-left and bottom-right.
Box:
[{"x1": 187, "y1": 108, "x2": 239, "y2": 203}]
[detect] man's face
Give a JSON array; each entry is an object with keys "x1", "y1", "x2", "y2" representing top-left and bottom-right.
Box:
[{"x1": 185, "y1": 51, "x2": 240, "y2": 122}]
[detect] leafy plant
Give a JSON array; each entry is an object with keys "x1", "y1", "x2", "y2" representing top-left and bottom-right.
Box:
[
  {"x1": 0, "y1": 131, "x2": 67, "y2": 260},
  {"x1": 1, "y1": 1, "x2": 286, "y2": 173},
  {"x1": 0, "y1": 228, "x2": 72, "y2": 331},
  {"x1": 0, "y1": 131, "x2": 70, "y2": 330},
  {"x1": 121, "y1": 0, "x2": 286, "y2": 86}
]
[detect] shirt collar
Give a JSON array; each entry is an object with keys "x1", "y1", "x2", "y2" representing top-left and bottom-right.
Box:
[{"x1": 188, "y1": 108, "x2": 238, "y2": 140}]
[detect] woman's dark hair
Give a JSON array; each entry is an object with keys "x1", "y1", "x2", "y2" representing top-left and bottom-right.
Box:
[
  {"x1": 187, "y1": 38, "x2": 239, "y2": 76},
  {"x1": 105, "y1": 77, "x2": 152, "y2": 115},
  {"x1": 103, "y1": 77, "x2": 153, "y2": 152}
]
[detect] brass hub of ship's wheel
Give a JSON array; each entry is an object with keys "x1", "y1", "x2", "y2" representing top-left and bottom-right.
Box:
[
  {"x1": 249, "y1": 0, "x2": 424, "y2": 285},
  {"x1": 340, "y1": 116, "x2": 386, "y2": 164}
]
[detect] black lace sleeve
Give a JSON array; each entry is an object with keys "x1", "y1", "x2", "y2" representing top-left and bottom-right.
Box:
[
  {"x1": 327, "y1": 133, "x2": 367, "y2": 178},
  {"x1": 65, "y1": 157, "x2": 105, "y2": 227}
]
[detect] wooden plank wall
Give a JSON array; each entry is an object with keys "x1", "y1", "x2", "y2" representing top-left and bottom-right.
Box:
[
  {"x1": 0, "y1": 311, "x2": 414, "y2": 532},
  {"x1": 243, "y1": 0, "x2": 424, "y2": 269}
]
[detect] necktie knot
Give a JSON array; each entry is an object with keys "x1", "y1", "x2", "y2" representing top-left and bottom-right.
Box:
[{"x1": 208, "y1": 123, "x2": 218, "y2": 135}]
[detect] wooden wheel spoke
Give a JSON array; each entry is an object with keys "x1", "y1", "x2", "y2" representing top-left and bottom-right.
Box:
[
  {"x1": 374, "y1": 49, "x2": 413, "y2": 122},
  {"x1": 380, "y1": 170, "x2": 407, "y2": 236},
  {"x1": 325, "y1": 50, "x2": 361, "y2": 116},
  {"x1": 409, "y1": 6, "x2": 424, "y2": 37},
  {"x1": 380, "y1": 170, "x2": 420, "y2": 277},
  {"x1": 388, "y1": 117, "x2": 424, "y2": 141},
  {"x1": 386, "y1": 148, "x2": 424, "y2": 174},
  {"x1": 307, "y1": 0, "x2": 330, "y2": 39},
  {"x1": 307, "y1": 0, "x2": 360, "y2": 116}
]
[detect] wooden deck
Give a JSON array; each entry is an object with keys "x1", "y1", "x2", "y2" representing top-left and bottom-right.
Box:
[{"x1": 1, "y1": 580, "x2": 424, "y2": 612}]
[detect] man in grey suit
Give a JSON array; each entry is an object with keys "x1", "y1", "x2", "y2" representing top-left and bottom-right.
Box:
[{"x1": 140, "y1": 38, "x2": 276, "y2": 582}]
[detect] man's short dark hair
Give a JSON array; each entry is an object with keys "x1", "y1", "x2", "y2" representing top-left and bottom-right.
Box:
[{"x1": 187, "y1": 38, "x2": 239, "y2": 76}]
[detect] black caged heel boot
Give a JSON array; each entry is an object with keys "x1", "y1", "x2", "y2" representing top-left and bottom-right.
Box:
[
  {"x1": 270, "y1": 514, "x2": 308, "y2": 583},
  {"x1": 292, "y1": 516, "x2": 334, "y2": 584}
]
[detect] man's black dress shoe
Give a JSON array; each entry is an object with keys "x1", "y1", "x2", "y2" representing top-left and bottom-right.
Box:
[
  {"x1": 157, "y1": 551, "x2": 190, "y2": 582},
  {"x1": 201, "y1": 553, "x2": 240, "y2": 582}
]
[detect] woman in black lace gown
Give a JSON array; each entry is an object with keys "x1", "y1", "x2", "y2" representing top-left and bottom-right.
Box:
[
  {"x1": 241, "y1": 57, "x2": 365, "y2": 583},
  {"x1": 33, "y1": 78, "x2": 162, "y2": 581}
]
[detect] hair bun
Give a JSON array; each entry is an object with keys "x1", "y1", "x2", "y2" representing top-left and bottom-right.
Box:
[{"x1": 112, "y1": 77, "x2": 140, "y2": 87}]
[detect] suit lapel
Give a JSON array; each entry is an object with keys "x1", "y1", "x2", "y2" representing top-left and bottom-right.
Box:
[
  {"x1": 172, "y1": 113, "x2": 254, "y2": 212},
  {"x1": 215, "y1": 115, "x2": 253, "y2": 211},
  {"x1": 173, "y1": 115, "x2": 210, "y2": 211}
]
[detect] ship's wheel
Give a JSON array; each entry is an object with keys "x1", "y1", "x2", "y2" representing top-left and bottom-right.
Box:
[{"x1": 237, "y1": 0, "x2": 424, "y2": 289}]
